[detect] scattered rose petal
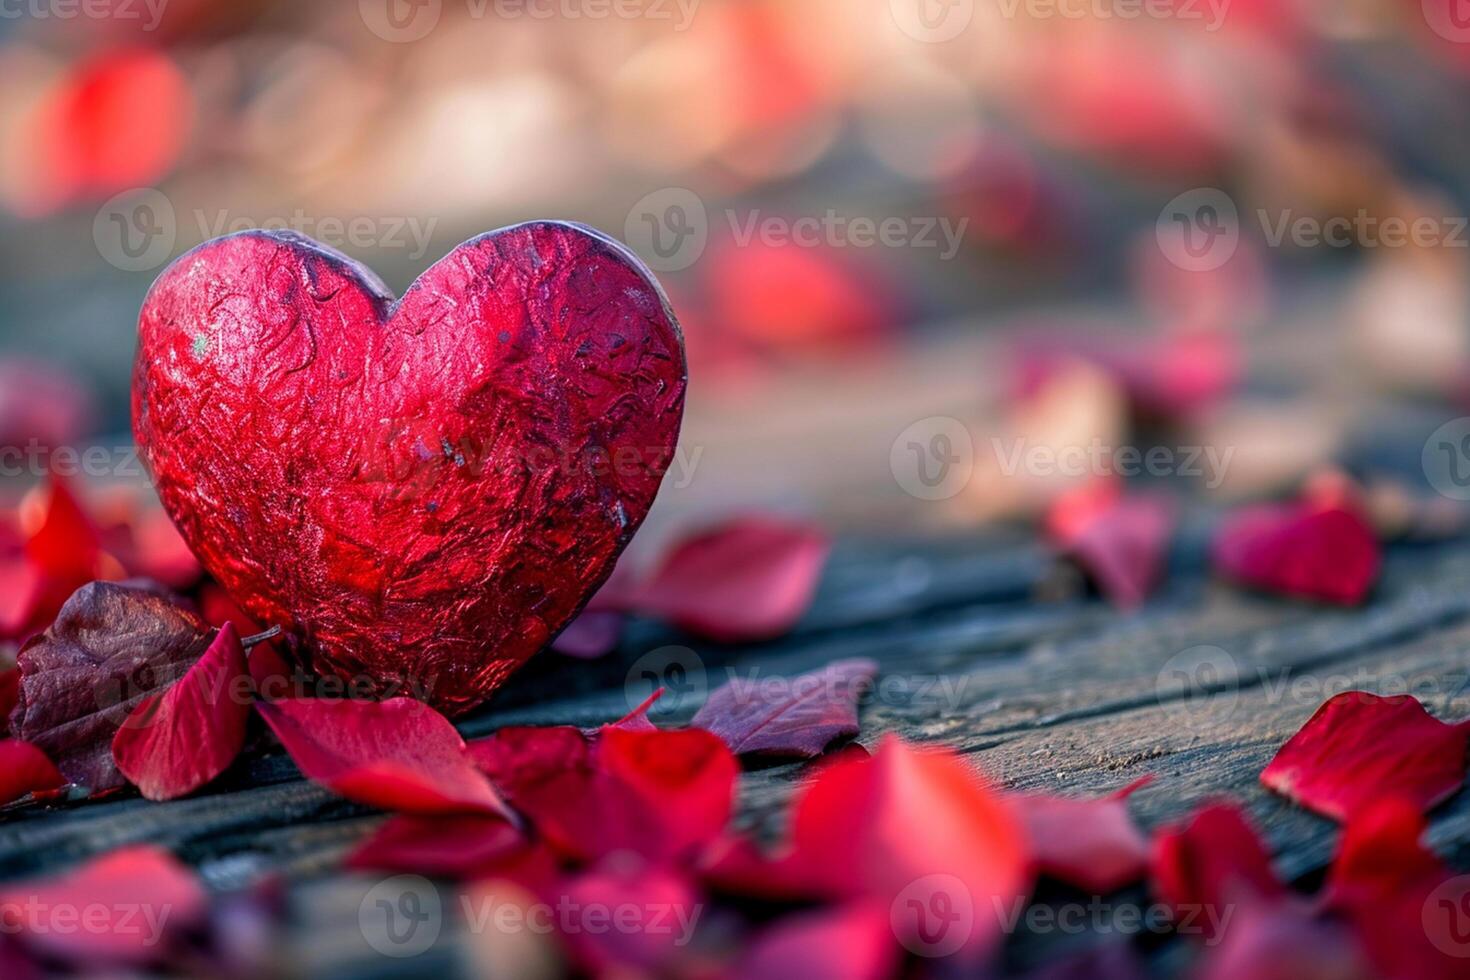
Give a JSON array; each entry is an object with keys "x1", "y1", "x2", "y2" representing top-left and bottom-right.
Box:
[
  {"x1": 1046, "y1": 486, "x2": 1175, "y2": 610},
  {"x1": 1151, "y1": 802, "x2": 1283, "y2": 938},
  {"x1": 9, "y1": 581, "x2": 214, "y2": 791},
  {"x1": 594, "y1": 689, "x2": 663, "y2": 736},
  {"x1": 0, "y1": 846, "x2": 206, "y2": 967},
  {"x1": 555, "y1": 858, "x2": 705, "y2": 976},
  {"x1": 550, "y1": 610, "x2": 624, "y2": 659},
  {"x1": 346, "y1": 813, "x2": 555, "y2": 887},
  {"x1": 777, "y1": 736, "x2": 1032, "y2": 962},
  {"x1": 1323, "y1": 799, "x2": 1463, "y2": 979},
  {"x1": 0, "y1": 739, "x2": 64, "y2": 805},
  {"x1": 730, "y1": 902, "x2": 896, "y2": 980},
  {"x1": 1213, "y1": 499, "x2": 1380, "y2": 605},
  {"x1": 631, "y1": 517, "x2": 829, "y2": 642},
  {"x1": 1261, "y1": 692, "x2": 1470, "y2": 821},
  {"x1": 1012, "y1": 777, "x2": 1153, "y2": 893},
  {"x1": 111, "y1": 623, "x2": 251, "y2": 800},
  {"x1": 1191, "y1": 901, "x2": 1371, "y2": 980},
  {"x1": 469, "y1": 725, "x2": 736, "y2": 863},
  {"x1": 256, "y1": 697, "x2": 511, "y2": 818},
  {"x1": 691, "y1": 658, "x2": 876, "y2": 758}
]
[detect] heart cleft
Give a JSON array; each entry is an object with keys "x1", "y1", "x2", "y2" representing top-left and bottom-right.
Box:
[{"x1": 134, "y1": 221, "x2": 687, "y2": 714}]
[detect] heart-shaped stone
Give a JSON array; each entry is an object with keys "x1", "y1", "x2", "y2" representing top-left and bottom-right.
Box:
[{"x1": 134, "y1": 222, "x2": 686, "y2": 714}]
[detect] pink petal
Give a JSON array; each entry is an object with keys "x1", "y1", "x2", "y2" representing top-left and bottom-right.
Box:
[
  {"x1": 730, "y1": 902, "x2": 897, "y2": 980},
  {"x1": 1151, "y1": 802, "x2": 1284, "y2": 939},
  {"x1": 1048, "y1": 487, "x2": 1175, "y2": 609},
  {"x1": 1011, "y1": 777, "x2": 1153, "y2": 893},
  {"x1": 1214, "y1": 501, "x2": 1380, "y2": 605},
  {"x1": 346, "y1": 813, "x2": 555, "y2": 887},
  {"x1": 632, "y1": 517, "x2": 829, "y2": 642},
  {"x1": 0, "y1": 739, "x2": 64, "y2": 805}
]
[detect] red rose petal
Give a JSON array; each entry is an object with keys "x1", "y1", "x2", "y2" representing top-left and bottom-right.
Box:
[
  {"x1": 731, "y1": 902, "x2": 897, "y2": 980},
  {"x1": 0, "y1": 739, "x2": 64, "y2": 805},
  {"x1": 1012, "y1": 776, "x2": 1153, "y2": 894},
  {"x1": 1213, "y1": 500, "x2": 1380, "y2": 605},
  {"x1": 631, "y1": 517, "x2": 829, "y2": 642},
  {"x1": 595, "y1": 689, "x2": 663, "y2": 735},
  {"x1": 1047, "y1": 486, "x2": 1175, "y2": 610},
  {"x1": 1190, "y1": 901, "x2": 1370, "y2": 980},
  {"x1": 346, "y1": 813, "x2": 555, "y2": 887},
  {"x1": 111, "y1": 623, "x2": 251, "y2": 800},
  {"x1": 1151, "y1": 802, "x2": 1284, "y2": 939},
  {"x1": 1261, "y1": 692, "x2": 1470, "y2": 821},
  {"x1": 255, "y1": 697, "x2": 510, "y2": 818},
  {"x1": 0, "y1": 846, "x2": 206, "y2": 967},
  {"x1": 470, "y1": 725, "x2": 736, "y2": 863},
  {"x1": 0, "y1": 661, "x2": 18, "y2": 733},
  {"x1": 787, "y1": 736, "x2": 1032, "y2": 962},
  {"x1": 1324, "y1": 798, "x2": 1464, "y2": 979},
  {"x1": 691, "y1": 657, "x2": 876, "y2": 758},
  {"x1": 9, "y1": 581, "x2": 214, "y2": 791}
]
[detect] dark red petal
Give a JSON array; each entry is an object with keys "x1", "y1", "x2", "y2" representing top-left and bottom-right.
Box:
[
  {"x1": 0, "y1": 739, "x2": 64, "y2": 805},
  {"x1": 256, "y1": 697, "x2": 510, "y2": 818},
  {"x1": 631, "y1": 517, "x2": 829, "y2": 642},
  {"x1": 346, "y1": 813, "x2": 554, "y2": 887},
  {"x1": 788, "y1": 736, "x2": 1032, "y2": 962},
  {"x1": 0, "y1": 659, "x2": 19, "y2": 733},
  {"x1": 0, "y1": 846, "x2": 206, "y2": 967},
  {"x1": 1012, "y1": 777, "x2": 1153, "y2": 893},
  {"x1": 111, "y1": 623, "x2": 251, "y2": 800},
  {"x1": 1151, "y1": 802, "x2": 1283, "y2": 939},
  {"x1": 1261, "y1": 692, "x2": 1470, "y2": 821},
  {"x1": 1047, "y1": 488, "x2": 1175, "y2": 610},
  {"x1": 9, "y1": 581, "x2": 213, "y2": 791},
  {"x1": 1213, "y1": 502, "x2": 1380, "y2": 605},
  {"x1": 730, "y1": 902, "x2": 897, "y2": 980},
  {"x1": 692, "y1": 658, "x2": 876, "y2": 758}
]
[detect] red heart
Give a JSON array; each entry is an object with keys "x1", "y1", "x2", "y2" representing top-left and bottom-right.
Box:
[{"x1": 134, "y1": 222, "x2": 686, "y2": 714}]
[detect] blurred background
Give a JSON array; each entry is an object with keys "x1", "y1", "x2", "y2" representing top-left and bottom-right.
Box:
[{"x1": 3, "y1": 0, "x2": 1470, "y2": 541}]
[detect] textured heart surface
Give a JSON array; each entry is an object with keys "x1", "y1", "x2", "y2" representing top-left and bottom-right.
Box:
[{"x1": 134, "y1": 222, "x2": 685, "y2": 714}]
